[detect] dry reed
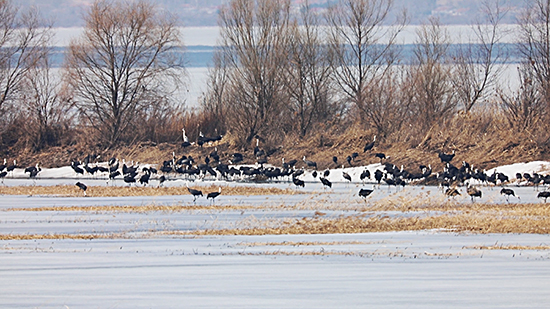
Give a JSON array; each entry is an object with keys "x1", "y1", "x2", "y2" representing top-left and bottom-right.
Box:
[{"x1": 0, "y1": 184, "x2": 300, "y2": 197}]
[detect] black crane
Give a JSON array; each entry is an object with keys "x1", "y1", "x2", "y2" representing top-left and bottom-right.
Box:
[
  {"x1": 158, "y1": 175, "x2": 166, "y2": 187},
  {"x1": 537, "y1": 191, "x2": 550, "y2": 203},
  {"x1": 438, "y1": 150, "x2": 455, "y2": 163},
  {"x1": 303, "y1": 156, "x2": 317, "y2": 169},
  {"x1": 25, "y1": 163, "x2": 41, "y2": 178},
  {"x1": 187, "y1": 185, "x2": 203, "y2": 202},
  {"x1": 139, "y1": 171, "x2": 151, "y2": 186},
  {"x1": 292, "y1": 176, "x2": 305, "y2": 188},
  {"x1": 360, "y1": 169, "x2": 370, "y2": 182},
  {"x1": 343, "y1": 171, "x2": 352, "y2": 183},
  {"x1": 75, "y1": 182, "x2": 87, "y2": 196},
  {"x1": 375, "y1": 153, "x2": 388, "y2": 161},
  {"x1": 363, "y1": 136, "x2": 376, "y2": 152},
  {"x1": 500, "y1": 188, "x2": 518, "y2": 202},
  {"x1": 467, "y1": 184, "x2": 482, "y2": 202},
  {"x1": 320, "y1": 177, "x2": 332, "y2": 188},
  {"x1": 358, "y1": 188, "x2": 374, "y2": 199},
  {"x1": 332, "y1": 156, "x2": 338, "y2": 166},
  {"x1": 207, "y1": 187, "x2": 221, "y2": 203}
]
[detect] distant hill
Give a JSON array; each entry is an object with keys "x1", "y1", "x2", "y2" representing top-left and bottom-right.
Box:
[{"x1": 18, "y1": 0, "x2": 524, "y2": 27}]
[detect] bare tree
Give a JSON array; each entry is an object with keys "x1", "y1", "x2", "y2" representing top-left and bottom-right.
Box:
[
  {"x1": 285, "y1": 1, "x2": 335, "y2": 137},
  {"x1": 64, "y1": 0, "x2": 183, "y2": 147},
  {"x1": 326, "y1": 0, "x2": 407, "y2": 124},
  {"x1": 20, "y1": 55, "x2": 75, "y2": 149},
  {"x1": 453, "y1": 0, "x2": 509, "y2": 112},
  {"x1": 200, "y1": 51, "x2": 229, "y2": 136},
  {"x1": 0, "y1": 2, "x2": 52, "y2": 112},
  {"x1": 517, "y1": 0, "x2": 550, "y2": 109},
  {"x1": 217, "y1": 0, "x2": 291, "y2": 146},
  {"x1": 405, "y1": 17, "x2": 457, "y2": 133}
]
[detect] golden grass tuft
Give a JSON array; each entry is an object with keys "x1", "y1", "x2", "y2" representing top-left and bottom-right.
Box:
[
  {"x1": 7, "y1": 204, "x2": 254, "y2": 213},
  {"x1": 0, "y1": 184, "x2": 301, "y2": 197}
]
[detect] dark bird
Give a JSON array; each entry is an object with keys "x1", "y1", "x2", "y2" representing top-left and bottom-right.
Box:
[
  {"x1": 109, "y1": 170, "x2": 121, "y2": 180},
  {"x1": 438, "y1": 150, "x2": 455, "y2": 163},
  {"x1": 500, "y1": 188, "x2": 518, "y2": 202},
  {"x1": 292, "y1": 176, "x2": 305, "y2": 188},
  {"x1": 0, "y1": 171, "x2": 7, "y2": 183},
  {"x1": 187, "y1": 185, "x2": 203, "y2": 202},
  {"x1": 139, "y1": 172, "x2": 150, "y2": 186},
  {"x1": 360, "y1": 169, "x2": 370, "y2": 182},
  {"x1": 323, "y1": 170, "x2": 330, "y2": 177},
  {"x1": 320, "y1": 177, "x2": 332, "y2": 188},
  {"x1": 351, "y1": 152, "x2": 359, "y2": 161},
  {"x1": 358, "y1": 188, "x2": 374, "y2": 199},
  {"x1": 75, "y1": 182, "x2": 87, "y2": 196},
  {"x1": 70, "y1": 162, "x2": 84, "y2": 176},
  {"x1": 538, "y1": 191, "x2": 550, "y2": 203},
  {"x1": 445, "y1": 187, "x2": 461, "y2": 198},
  {"x1": 25, "y1": 163, "x2": 41, "y2": 178},
  {"x1": 346, "y1": 156, "x2": 352, "y2": 166},
  {"x1": 363, "y1": 136, "x2": 376, "y2": 152},
  {"x1": 158, "y1": 175, "x2": 166, "y2": 187},
  {"x1": 123, "y1": 174, "x2": 136, "y2": 185},
  {"x1": 312, "y1": 171, "x2": 318, "y2": 178},
  {"x1": 467, "y1": 185, "x2": 482, "y2": 202},
  {"x1": 332, "y1": 156, "x2": 338, "y2": 166},
  {"x1": 6, "y1": 160, "x2": 16, "y2": 173},
  {"x1": 303, "y1": 156, "x2": 317, "y2": 169},
  {"x1": 0, "y1": 159, "x2": 7, "y2": 172},
  {"x1": 207, "y1": 187, "x2": 222, "y2": 203},
  {"x1": 343, "y1": 171, "x2": 352, "y2": 182},
  {"x1": 375, "y1": 153, "x2": 388, "y2": 161}
]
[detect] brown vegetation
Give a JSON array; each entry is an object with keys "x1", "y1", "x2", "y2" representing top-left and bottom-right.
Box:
[{"x1": 0, "y1": 184, "x2": 300, "y2": 197}]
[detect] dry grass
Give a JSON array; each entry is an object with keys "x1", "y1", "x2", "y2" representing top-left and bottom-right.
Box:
[
  {"x1": 0, "y1": 233, "x2": 124, "y2": 240},
  {"x1": 7, "y1": 204, "x2": 254, "y2": 213},
  {"x1": 0, "y1": 184, "x2": 300, "y2": 197},
  {"x1": 236, "y1": 240, "x2": 378, "y2": 247},
  {"x1": 467, "y1": 245, "x2": 550, "y2": 250}
]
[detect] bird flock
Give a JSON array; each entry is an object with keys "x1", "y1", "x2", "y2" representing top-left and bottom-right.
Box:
[{"x1": 5, "y1": 133, "x2": 550, "y2": 203}]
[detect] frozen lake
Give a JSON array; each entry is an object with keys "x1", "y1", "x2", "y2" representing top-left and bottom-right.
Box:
[{"x1": 2, "y1": 161, "x2": 550, "y2": 307}]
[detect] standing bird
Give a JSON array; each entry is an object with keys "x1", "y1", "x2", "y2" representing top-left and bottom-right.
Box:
[
  {"x1": 438, "y1": 150, "x2": 455, "y2": 163},
  {"x1": 187, "y1": 184, "x2": 203, "y2": 202},
  {"x1": 320, "y1": 177, "x2": 332, "y2": 188},
  {"x1": 303, "y1": 156, "x2": 317, "y2": 170},
  {"x1": 75, "y1": 182, "x2": 87, "y2": 196},
  {"x1": 292, "y1": 176, "x2": 305, "y2": 188},
  {"x1": 467, "y1": 184, "x2": 482, "y2": 202},
  {"x1": 139, "y1": 171, "x2": 151, "y2": 186},
  {"x1": 375, "y1": 153, "x2": 388, "y2": 161},
  {"x1": 6, "y1": 160, "x2": 16, "y2": 175},
  {"x1": 537, "y1": 191, "x2": 550, "y2": 203},
  {"x1": 0, "y1": 170, "x2": 7, "y2": 183},
  {"x1": 363, "y1": 136, "x2": 376, "y2": 152},
  {"x1": 500, "y1": 188, "x2": 518, "y2": 202},
  {"x1": 332, "y1": 156, "x2": 338, "y2": 166},
  {"x1": 181, "y1": 128, "x2": 192, "y2": 148},
  {"x1": 360, "y1": 169, "x2": 371, "y2": 183},
  {"x1": 358, "y1": 188, "x2": 374, "y2": 199},
  {"x1": 158, "y1": 175, "x2": 166, "y2": 187},
  {"x1": 207, "y1": 187, "x2": 222, "y2": 204},
  {"x1": 342, "y1": 171, "x2": 352, "y2": 183},
  {"x1": 25, "y1": 163, "x2": 41, "y2": 179}
]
